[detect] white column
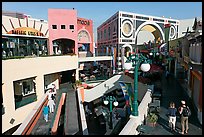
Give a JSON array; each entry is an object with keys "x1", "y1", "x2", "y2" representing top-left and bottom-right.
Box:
[
  {"x1": 76, "y1": 69, "x2": 79, "y2": 81},
  {"x1": 35, "y1": 75, "x2": 45, "y2": 99},
  {"x1": 121, "y1": 47, "x2": 125, "y2": 70}
]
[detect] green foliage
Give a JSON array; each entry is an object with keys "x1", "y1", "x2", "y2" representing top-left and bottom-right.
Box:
[
  {"x1": 75, "y1": 80, "x2": 82, "y2": 87},
  {"x1": 147, "y1": 112, "x2": 158, "y2": 123}
]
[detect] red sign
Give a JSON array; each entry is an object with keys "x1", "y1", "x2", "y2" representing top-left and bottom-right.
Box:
[{"x1": 164, "y1": 23, "x2": 171, "y2": 28}]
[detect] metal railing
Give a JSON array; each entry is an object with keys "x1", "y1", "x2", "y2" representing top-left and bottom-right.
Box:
[
  {"x1": 50, "y1": 93, "x2": 66, "y2": 135},
  {"x1": 2, "y1": 53, "x2": 77, "y2": 60}
]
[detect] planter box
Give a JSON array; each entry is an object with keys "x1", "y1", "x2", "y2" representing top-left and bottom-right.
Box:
[{"x1": 146, "y1": 121, "x2": 157, "y2": 127}]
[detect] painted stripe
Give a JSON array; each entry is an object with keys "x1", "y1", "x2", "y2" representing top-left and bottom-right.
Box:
[
  {"x1": 18, "y1": 18, "x2": 22, "y2": 27},
  {"x1": 2, "y1": 24, "x2": 8, "y2": 32},
  {"x1": 9, "y1": 19, "x2": 15, "y2": 29}
]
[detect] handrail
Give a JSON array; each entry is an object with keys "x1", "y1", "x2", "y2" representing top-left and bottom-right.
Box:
[
  {"x1": 49, "y1": 90, "x2": 63, "y2": 134},
  {"x1": 13, "y1": 94, "x2": 48, "y2": 135},
  {"x1": 51, "y1": 93, "x2": 66, "y2": 135}
]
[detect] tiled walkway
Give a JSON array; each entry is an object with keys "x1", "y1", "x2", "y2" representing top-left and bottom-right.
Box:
[{"x1": 146, "y1": 72, "x2": 202, "y2": 135}]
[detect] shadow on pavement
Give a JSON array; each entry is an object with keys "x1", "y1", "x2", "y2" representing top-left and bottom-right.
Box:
[{"x1": 157, "y1": 115, "x2": 181, "y2": 135}]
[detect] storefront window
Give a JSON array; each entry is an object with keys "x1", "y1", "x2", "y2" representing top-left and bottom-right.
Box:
[
  {"x1": 13, "y1": 77, "x2": 37, "y2": 109},
  {"x1": 2, "y1": 37, "x2": 48, "y2": 59}
]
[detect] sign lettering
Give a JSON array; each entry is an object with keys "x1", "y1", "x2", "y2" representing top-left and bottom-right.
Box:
[
  {"x1": 7, "y1": 27, "x2": 45, "y2": 37},
  {"x1": 77, "y1": 19, "x2": 90, "y2": 26}
]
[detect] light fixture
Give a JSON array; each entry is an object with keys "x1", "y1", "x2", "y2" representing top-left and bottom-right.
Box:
[
  {"x1": 104, "y1": 100, "x2": 109, "y2": 105},
  {"x1": 124, "y1": 61, "x2": 133, "y2": 70},
  {"x1": 140, "y1": 63, "x2": 151, "y2": 72},
  {"x1": 113, "y1": 101, "x2": 118, "y2": 106},
  {"x1": 149, "y1": 52, "x2": 153, "y2": 56}
]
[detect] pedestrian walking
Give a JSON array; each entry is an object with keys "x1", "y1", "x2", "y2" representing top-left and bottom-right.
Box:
[
  {"x1": 167, "y1": 102, "x2": 177, "y2": 131},
  {"x1": 51, "y1": 84, "x2": 57, "y2": 101},
  {"x1": 43, "y1": 106, "x2": 49, "y2": 122},
  {"x1": 46, "y1": 89, "x2": 53, "y2": 100},
  {"x1": 178, "y1": 100, "x2": 191, "y2": 135},
  {"x1": 47, "y1": 99, "x2": 55, "y2": 113},
  {"x1": 165, "y1": 70, "x2": 169, "y2": 79}
]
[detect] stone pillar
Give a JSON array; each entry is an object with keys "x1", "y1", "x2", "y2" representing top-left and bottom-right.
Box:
[
  {"x1": 75, "y1": 69, "x2": 79, "y2": 81},
  {"x1": 35, "y1": 75, "x2": 45, "y2": 99}
]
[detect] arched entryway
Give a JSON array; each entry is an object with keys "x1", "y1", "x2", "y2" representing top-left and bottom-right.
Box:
[
  {"x1": 121, "y1": 44, "x2": 133, "y2": 69},
  {"x1": 52, "y1": 38, "x2": 75, "y2": 55},
  {"x1": 78, "y1": 29, "x2": 92, "y2": 55},
  {"x1": 135, "y1": 21, "x2": 165, "y2": 45}
]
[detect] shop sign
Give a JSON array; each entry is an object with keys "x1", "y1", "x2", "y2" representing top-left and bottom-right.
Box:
[
  {"x1": 77, "y1": 19, "x2": 90, "y2": 26},
  {"x1": 7, "y1": 27, "x2": 44, "y2": 37}
]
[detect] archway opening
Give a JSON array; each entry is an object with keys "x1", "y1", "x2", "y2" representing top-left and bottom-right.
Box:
[
  {"x1": 135, "y1": 23, "x2": 165, "y2": 51},
  {"x1": 136, "y1": 24, "x2": 164, "y2": 45},
  {"x1": 52, "y1": 38, "x2": 75, "y2": 55}
]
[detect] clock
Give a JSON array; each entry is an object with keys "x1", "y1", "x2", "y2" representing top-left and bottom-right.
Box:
[{"x1": 122, "y1": 21, "x2": 133, "y2": 37}]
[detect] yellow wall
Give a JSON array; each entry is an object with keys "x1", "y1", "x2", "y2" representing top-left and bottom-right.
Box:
[{"x1": 2, "y1": 55, "x2": 78, "y2": 133}]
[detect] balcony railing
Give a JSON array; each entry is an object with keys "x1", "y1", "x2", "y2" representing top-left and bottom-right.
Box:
[
  {"x1": 95, "y1": 52, "x2": 113, "y2": 56},
  {"x1": 2, "y1": 53, "x2": 76, "y2": 60}
]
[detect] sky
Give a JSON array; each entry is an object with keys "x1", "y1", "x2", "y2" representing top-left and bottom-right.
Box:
[{"x1": 2, "y1": 2, "x2": 202, "y2": 41}]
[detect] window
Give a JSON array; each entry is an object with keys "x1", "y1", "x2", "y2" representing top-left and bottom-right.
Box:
[
  {"x1": 101, "y1": 31, "x2": 102, "y2": 40},
  {"x1": 98, "y1": 32, "x2": 100, "y2": 40},
  {"x1": 52, "y1": 25, "x2": 57, "y2": 29},
  {"x1": 70, "y1": 25, "x2": 74, "y2": 29},
  {"x1": 14, "y1": 78, "x2": 37, "y2": 109},
  {"x1": 108, "y1": 27, "x2": 111, "y2": 39},
  {"x1": 61, "y1": 25, "x2": 66, "y2": 29},
  {"x1": 104, "y1": 29, "x2": 106, "y2": 39},
  {"x1": 78, "y1": 30, "x2": 90, "y2": 42}
]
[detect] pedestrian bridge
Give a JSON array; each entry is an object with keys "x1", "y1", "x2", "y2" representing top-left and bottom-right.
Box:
[{"x1": 13, "y1": 83, "x2": 88, "y2": 135}]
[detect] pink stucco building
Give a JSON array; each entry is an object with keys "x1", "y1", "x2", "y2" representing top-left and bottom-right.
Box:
[{"x1": 48, "y1": 9, "x2": 78, "y2": 55}]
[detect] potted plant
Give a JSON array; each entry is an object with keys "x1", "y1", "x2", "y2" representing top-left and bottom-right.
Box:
[
  {"x1": 146, "y1": 112, "x2": 158, "y2": 127},
  {"x1": 74, "y1": 80, "x2": 82, "y2": 89}
]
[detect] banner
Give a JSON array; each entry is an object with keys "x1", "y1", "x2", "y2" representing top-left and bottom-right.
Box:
[
  {"x1": 118, "y1": 81, "x2": 134, "y2": 111},
  {"x1": 111, "y1": 47, "x2": 115, "y2": 74}
]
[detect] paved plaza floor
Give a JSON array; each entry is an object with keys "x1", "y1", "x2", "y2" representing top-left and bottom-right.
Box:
[{"x1": 146, "y1": 72, "x2": 202, "y2": 135}]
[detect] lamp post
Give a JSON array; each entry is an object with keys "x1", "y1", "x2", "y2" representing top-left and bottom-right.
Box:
[
  {"x1": 124, "y1": 48, "x2": 151, "y2": 116},
  {"x1": 149, "y1": 50, "x2": 160, "y2": 64},
  {"x1": 103, "y1": 95, "x2": 118, "y2": 129}
]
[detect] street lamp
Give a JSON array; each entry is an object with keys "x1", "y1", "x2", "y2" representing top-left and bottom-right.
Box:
[
  {"x1": 149, "y1": 50, "x2": 160, "y2": 64},
  {"x1": 103, "y1": 95, "x2": 118, "y2": 129},
  {"x1": 124, "y1": 49, "x2": 151, "y2": 116}
]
